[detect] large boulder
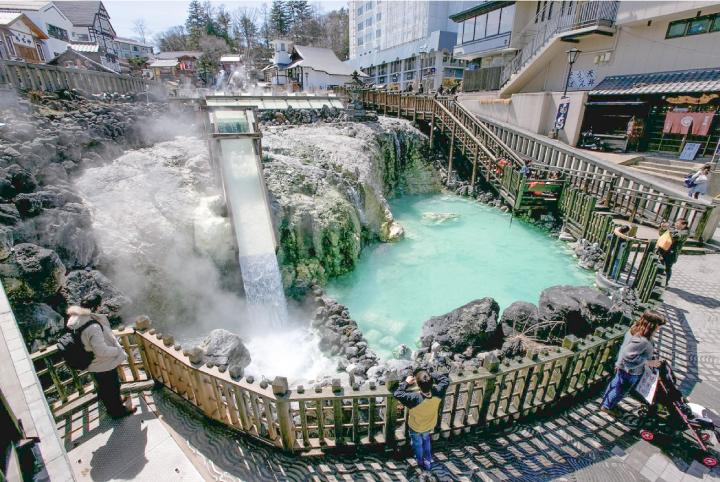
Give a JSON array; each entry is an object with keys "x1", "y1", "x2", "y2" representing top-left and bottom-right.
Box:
[
  {"x1": 198, "y1": 329, "x2": 251, "y2": 369},
  {"x1": 500, "y1": 301, "x2": 539, "y2": 336},
  {"x1": 420, "y1": 298, "x2": 503, "y2": 353},
  {"x1": 14, "y1": 303, "x2": 64, "y2": 351},
  {"x1": 538, "y1": 285, "x2": 619, "y2": 338},
  {"x1": 63, "y1": 269, "x2": 127, "y2": 323},
  {"x1": 0, "y1": 243, "x2": 66, "y2": 303}
]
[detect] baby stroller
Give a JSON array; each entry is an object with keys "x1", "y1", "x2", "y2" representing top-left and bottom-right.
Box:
[{"x1": 636, "y1": 360, "x2": 719, "y2": 468}]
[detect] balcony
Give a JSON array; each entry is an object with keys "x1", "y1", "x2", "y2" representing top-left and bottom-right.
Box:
[{"x1": 453, "y1": 31, "x2": 512, "y2": 60}]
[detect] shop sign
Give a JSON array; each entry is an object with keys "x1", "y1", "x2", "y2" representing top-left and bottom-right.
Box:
[
  {"x1": 555, "y1": 98, "x2": 570, "y2": 130},
  {"x1": 568, "y1": 69, "x2": 597, "y2": 90},
  {"x1": 679, "y1": 142, "x2": 702, "y2": 161},
  {"x1": 666, "y1": 93, "x2": 718, "y2": 105}
]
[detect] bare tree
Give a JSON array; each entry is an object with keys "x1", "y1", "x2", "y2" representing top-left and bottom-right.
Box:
[
  {"x1": 232, "y1": 7, "x2": 258, "y2": 60},
  {"x1": 132, "y1": 18, "x2": 149, "y2": 44}
]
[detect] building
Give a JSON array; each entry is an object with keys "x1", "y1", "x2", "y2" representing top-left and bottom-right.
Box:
[
  {"x1": 0, "y1": 11, "x2": 47, "y2": 62},
  {"x1": 265, "y1": 39, "x2": 359, "y2": 91},
  {"x1": 347, "y1": 0, "x2": 472, "y2": 90},
  {"x1": 0, "y1": 0, "x2": 74, "y2": 59},
  {"x1": 47, "y1": 44, "x2": 116, "y2": 72},
  {"x1": 114, "y1": 36, "x2": 153, "y2": 60},
  {"x1": 150, "y1": 51, "x2": 201, "y2": 81},
  {"x1": 54, "y1": 0, "x2": 119, "y2": 71},
  {"x1": 457, "y1": 0, "x2": 720, "y2": 159}
]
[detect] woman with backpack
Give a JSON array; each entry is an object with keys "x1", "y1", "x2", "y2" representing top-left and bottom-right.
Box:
[
  {"x1": 66, "y1": 305, "x2": 136, "y2": 418},
  {"x1": 686, "y1": 164, "x2": 711, "y2": 199}
]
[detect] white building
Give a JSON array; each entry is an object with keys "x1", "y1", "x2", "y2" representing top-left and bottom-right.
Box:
[
  {"x1": 266, "y1": 39, "x2": 360, "y2": 91},
  {"x1": 347, "y1": 0, "x2": 473, "y2": 90},
  {"x1": 114, "y1": 36, "x2": 153, "y2": 59},
  {"x1": 0, "y1": 0, "x2": 73, "y2": 59},
  {"x1": 458, "y1": 0, "x2": 720, "y2": 160},
  {"x1": 54, "y1": 0, "x2": 119, "y2": 71}
]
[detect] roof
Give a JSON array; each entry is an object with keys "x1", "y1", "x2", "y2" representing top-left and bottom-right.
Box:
[
  {"x1": 0, "y1": 11, "x2": 47, "y2": 38},
  {"x1": 69, "y1": 43, "x2": 99, "y2": 52},
  {"x1": 0, "y1": 0, "x2": 50, "y2": 11},
  {"x1": 149, "y1": 59, "x2": 178, "y2": 68},
  {"x1": 54, "y1": 1, "x2": 103, "y2": 26},
  {"x1": 48, "y1": 47, "x2": 117, "y2": 73},
  {"x1": 290, "y1": 45, "x2": 355, "y2": 76},
  {"x1": 591, "y1": 68, "x2": 720, "y2": 96},
  {"x1": 155, "y1": 51, "x2": 201, "y2": 60},
  {"x1": 220, "y1": 55, "x2": 241, "y2": 62},
  {"x1": 115, "y1": 36, "x2": 152, "y2": 48},
  {"x1": 450, "y1": 1, "x2": 514, "y2": 23}
]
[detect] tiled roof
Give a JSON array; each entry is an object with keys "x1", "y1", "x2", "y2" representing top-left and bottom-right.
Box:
[
  {"x1": 0, "y1": 0, "x2": 50, "y2": 11},
  {"x1": 149, "y1": 59, "x2": 178, "y2": 68},
  {"x1": 591, "y1": 67, "x2": 720, "y2": 96},
  {"x1": 55, "y1": 1, "x2": 102, "y2": 26},
  {"x1": 291, "y1": 45, "x2": 355, "y2": 76},
  {"x1": 155, "y1": 51, "x2": 202, "y2": 60}
]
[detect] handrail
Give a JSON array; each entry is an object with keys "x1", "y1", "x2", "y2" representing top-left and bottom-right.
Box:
[{"x1": 500, "y1": 1, "x2": 619, "y2": 86}]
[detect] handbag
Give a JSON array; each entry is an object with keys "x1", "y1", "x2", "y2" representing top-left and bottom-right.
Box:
[{"x1": 656, "y1": 231, "x2": 673, "y2": 251}]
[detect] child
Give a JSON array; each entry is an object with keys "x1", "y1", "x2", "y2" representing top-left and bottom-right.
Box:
[
  {"x1": 600, "y1": 310, "x2": 665, "y2": 417},
  {"x1": 393, "y1": 369, "x2": 450, "y2": 471}
]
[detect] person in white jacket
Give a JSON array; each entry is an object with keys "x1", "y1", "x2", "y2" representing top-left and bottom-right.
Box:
[
  {"x1": 66, "y1": 305, "x2": 136, "y2": 418},
  {"x1": 689, "y1": 165, "x2": 711, "y2": 199}
]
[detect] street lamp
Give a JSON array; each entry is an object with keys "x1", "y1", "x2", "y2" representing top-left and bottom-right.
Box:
[{"x1": 562, "y1": 48, "x2": 581, "y2": 98}]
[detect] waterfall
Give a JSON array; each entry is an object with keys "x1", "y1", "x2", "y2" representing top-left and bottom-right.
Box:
[{"x1": 218, "y1": 137, "x2": 288, "y2": 328}]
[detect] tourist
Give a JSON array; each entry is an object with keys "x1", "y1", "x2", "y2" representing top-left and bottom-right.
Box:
[
  {"x1": 66, "y1": 302, "x2": 136, "y2": 418},
  {"x1": 418, "y1": 84, "x2": 424, "y2": 95},
  {"x1": 437, "y1": 85, "x2": 445, "y2": 97},
  {"x1": 406, "y1": 83, "x2": 414, "y2": 93},
  {"x1": 520, "y1": 159, "x2": 532, "y2": 177},
  {"x1": 656, "y1": 218, "x2": 688, "y2": 286},
  {"x1": 687, "y1": 164, "x2": 711, "y2": 199},
  {"x1": 393, "y1": 369, "x2": 450, "y2": 471},
  {"x1": 600, "y1": 310, "x2": 665, "y2": 417},
  {"x1": 610, "y1": 224, "x2": 632, "y2": 279}
]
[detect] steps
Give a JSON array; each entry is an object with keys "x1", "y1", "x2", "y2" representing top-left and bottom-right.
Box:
[{"x1": 629, "y1": 159, "x2": 705, "y2": 187}]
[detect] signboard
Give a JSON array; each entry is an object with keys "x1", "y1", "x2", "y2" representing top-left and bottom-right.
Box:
[
  {"x1": 635, "y1": 366, "x2": 659, "y2": 404},
  {"x1": 568, "y1": 69, "x2": 597, "y2": 90},
  {"x1": 679, "y1": 142, "x2": 702, "y2": 161},
  {"x1": 555, "y1": 98, "x2": 570, "y2": 130}
]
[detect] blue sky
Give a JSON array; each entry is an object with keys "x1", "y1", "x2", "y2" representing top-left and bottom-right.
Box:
[{"x1": 105, "y1": 0, "x2": 348, "y2": 42}]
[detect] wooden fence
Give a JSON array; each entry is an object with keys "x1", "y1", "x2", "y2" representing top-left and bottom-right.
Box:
[
  {"x1": 351, "y1": 90, "x2": 718, "y2": 242},
  {"x1": 0, "y1": 60, "x2": 165, "y2": 96},
  {"x1": 462, "y1": 67, "x2": 502, "y2": 92},
  {"x1": 29, "y1": 317, "x2": 627, "y2": 454}
]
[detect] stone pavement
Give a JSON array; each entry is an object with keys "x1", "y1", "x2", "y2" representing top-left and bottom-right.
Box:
[{"x1": 66, "y1": 254, "x2": 720, "y2": 482}]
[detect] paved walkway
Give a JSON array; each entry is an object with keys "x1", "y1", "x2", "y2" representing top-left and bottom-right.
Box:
[{"x1": 64, "y1": 254, "x2": 720, "y2": 481}]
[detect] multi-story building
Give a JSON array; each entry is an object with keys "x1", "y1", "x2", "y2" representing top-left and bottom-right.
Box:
[
  {"x1": 0, "y1": 11, "x2": 48, "y2": 62},
  {"x1": 0, "y1": 0, "x2": 74, "y2": 59},
  {"x1": 54, "y1": 0, "x2": 119, "y2": 71},
  {"x1": 458, "y1": 0, "x2": 720, "y2": 163},
  {"x1": 347, "y1": 0, "x2": 472, "y2": 90},
  {"x1": 114, "y1": 36, "x2": 153, "y2": 60}
]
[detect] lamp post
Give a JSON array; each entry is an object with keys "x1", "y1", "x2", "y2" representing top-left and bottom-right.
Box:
[{"x1": 562, "y1": 48, "x2": 581, "y2": 98}]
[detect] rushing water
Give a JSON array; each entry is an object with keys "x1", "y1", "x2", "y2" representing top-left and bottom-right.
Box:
[{"x1": 327, "y1": 194, "x2": 594, "y2": 357}]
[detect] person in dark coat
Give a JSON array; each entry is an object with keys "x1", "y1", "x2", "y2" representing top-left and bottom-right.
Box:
[{"x1": 656, "y1": 218, "x2": 688, "y2": 286}]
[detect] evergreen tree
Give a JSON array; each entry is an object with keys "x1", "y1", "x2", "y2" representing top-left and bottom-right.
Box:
[
  {"x1": 269, "y1": 0, "x2": 290, "y2": 37},
  {"x1": 186, "y1": 0, "x2": 205, "y2": 46}
]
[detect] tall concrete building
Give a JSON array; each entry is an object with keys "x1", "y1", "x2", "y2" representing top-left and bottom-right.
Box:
[{"x1": 347, "y1": 0, "x2": 473, "y2": 90}]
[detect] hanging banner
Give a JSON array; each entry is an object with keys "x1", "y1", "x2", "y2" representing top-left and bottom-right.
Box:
[
  {"x1": 555, "y1": 98, "x2": 570, "y2": 130},
  {"x1": 666, "y1": 93, "x2": 718, "y2": 105}
]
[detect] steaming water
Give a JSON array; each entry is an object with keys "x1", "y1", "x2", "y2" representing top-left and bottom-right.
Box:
[
  {"x1": 218, "y1": 137, "x2": 288, "y2": 327},
  {"x1": 74, "y1": 137, "x2": 330, "y2": 382},
  {"x1": 327, "y1": 194, "x2": 594, "y2": 357}
]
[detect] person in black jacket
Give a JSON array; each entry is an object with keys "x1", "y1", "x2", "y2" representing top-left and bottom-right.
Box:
[{"x1": 393, "y1": 369, "x2": 450, "y2": 471}]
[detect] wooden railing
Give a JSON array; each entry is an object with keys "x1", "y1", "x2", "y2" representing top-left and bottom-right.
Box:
[
  {"x1": 600, "y1": 228, "x2": 663, "y2": 304},
  {"x1": 30, "y1": 326, "x2": 151, "y2": 418},
  {"x1": 351, "y1": 89, "x2": 717, "y2": 242},
  {"x1": 130, "y1": 319, "x2": 627, "y2": 453},
  {"x1": 0, "y1": 60, "x2": 165, "y2": 96}
]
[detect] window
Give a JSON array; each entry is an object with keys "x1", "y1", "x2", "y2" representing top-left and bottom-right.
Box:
[
  {"x1": 462, "y1": 17, "x2": 475, "y2": 43},
  {"x1": 377, "y1": 12, "x2": 381, "y2": 21},
  {"x1": 36, "y1": 43, "x2": 45, "y2": 61},
  {"x1": 47, "y1": 24, "x2": 69, "y2": 41},
  {"x1": 357, "y1": 37, "x2": 363, "y2": 46},
  {"x1": 357, "y1": 22, "x2": 363, "y2": 31},
  {"x1": 365, "y1": 17, "x2": 372, "y2": 28},
  {"x1": 474, "y1": 13, "x2": 487, "y2": 39},
  {"x1": 500, "y1": 5, "x2": 515, "y2": 33},
  {"x1": 376, "y1": 28, "x2": 381, "y2": 38},
  {"x1": 366, "y1": 1, "x2": 372, "y2": 10},
  {"x1": 666, "y1": 14, "x2": 720, "y2": 38},
  {"x1": 486, "y1": 9, "x2": 500, "y2": 36},
  {"x1": 687, "y1": 16, "x2": 712, "y2": 35},
  {"x1": 357, "y1": 6, "x2": 363, "y2": 15},
  {"x1": 4, "y1": 34, "x2": 16, "y2": 57},
  {"x1": 405, "y1": 71, "x2": 414, "y2": 80},
  {"x1": 76, "y1": 33, "x2": 89, "y2": 41}
]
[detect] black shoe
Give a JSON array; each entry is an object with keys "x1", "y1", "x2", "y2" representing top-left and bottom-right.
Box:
[{"x1": 110, "y1": 406, "x2": 137, "y2": 419}]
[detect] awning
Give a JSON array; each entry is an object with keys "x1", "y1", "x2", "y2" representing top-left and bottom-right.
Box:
[
  {"x1": 149, "y1": 59, "x2": 178, "y2": 68},
  {"x1": 590, "y1": 67, "x2": 720, "y2": 96},
  {"x1": 585, "y1": 100, "x2": 646, "y2": 106}
]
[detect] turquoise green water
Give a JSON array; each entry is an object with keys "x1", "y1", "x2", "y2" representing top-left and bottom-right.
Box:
[{"x1": 326, "y1": 194, "x2": 593, "y2": 357}]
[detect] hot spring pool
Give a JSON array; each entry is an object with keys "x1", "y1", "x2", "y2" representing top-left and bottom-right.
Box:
[{"x1": 326, "y1": 194, "x2": 594, "y2": 357}]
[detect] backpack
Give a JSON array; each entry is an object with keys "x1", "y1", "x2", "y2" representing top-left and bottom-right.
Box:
[{"x1": 57, "y1": 320, "x2": 102, "y2": 370}]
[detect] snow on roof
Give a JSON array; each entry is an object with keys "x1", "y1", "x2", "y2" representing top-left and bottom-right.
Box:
[
  {"x1": 0, "y1": 10, "x2": 47, "y2": 37},
  {"x1": 149, "y1": 59, "x2": 178, "y2": 68},
  {"x1": 70, "y1": 43, "x2": 99, "y2": 52},
  {"x1": 291, "y1": 45, "x2": 355, "y2": 77},
  {"x1": 0, "y1": 0, "x2": 51, "y2": 11},
  {"x1": 0, "y1": 10, "x2": 21, "y2": 23}
]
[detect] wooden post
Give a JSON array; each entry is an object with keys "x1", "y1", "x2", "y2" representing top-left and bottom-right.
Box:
[
  {"x1": 429, "y1": 115, "x2": 435, "y2": 147},
  {"x1": 447, "y1": 125, "x2": 455, "y2": 186},
  {"x1": 331, "y1": 379, "x2": 345, "y2": 446},
  {"x1": 470, "y1": 145, "x2": 479, "y2": 191},
  {"x1": 272, "y1": 377, "x2": 296, "y2": 452},
  {"x1": 384, "y1": 372, "x2": 399, "y2": 445},
  {"x1": 477, "y1": 354, "x2": 500, "y2": 424}
]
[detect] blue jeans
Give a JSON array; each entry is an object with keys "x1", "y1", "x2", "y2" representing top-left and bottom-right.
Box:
[
  {"x1": 409, "y1": 430, "x2": 432, "y2": 469},
  {"x1": 601, "y1": 369, "x2": 642, "y2": 410}
]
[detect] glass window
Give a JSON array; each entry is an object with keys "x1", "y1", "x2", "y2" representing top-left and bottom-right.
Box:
[
  {"x1": 36, "y1": 43, "x2": 45, "y2": 61},
  {"x1": 4, "y1": 34, "x2": 16, "y2": 56},
  {"x1": 474, "y1": 13, "x2": 487, "y2": 39},
  {"x1": 357, "y1": 22, "x2": 363, "y2": 30},
  {"x1": 712, "y1": 15, "x2": 720, "y2": 32},
  {"x1": 462, "y1": 17, "x2": 475, "y2": 43},
  {"x1": 366, "y1": 1, "x2": 372, "y2": 9},
  {"x1": 366, "y1": 17, "x2": 372, "y2": 28},
  {"x1": 666, "y1": 20, "x2": 687, "y2": 38},
  {"x1": 357, "y1": 6, "x2": 363, "y2": 15},
  {"x1": 47, "y1": 24, "x2": 69, "y2": 41},
  {"x1": 376, "y1": 28, "x2": 381, "y2": 37},
  {"x1": 687, "y1": 16, "x2": 712, "y2": 35},
  {"x1": 357, "y1": 37, "x2": 363, "y2": 46},
  {"x1": 486, "y1": 9, "x2": 500, "y2": 36},
  {"x1": 500, "y1": 5, "x2": 515, "y2": 33},
  {"x1": 377, "y1": 12, "x2": 381, "y2": 21}
]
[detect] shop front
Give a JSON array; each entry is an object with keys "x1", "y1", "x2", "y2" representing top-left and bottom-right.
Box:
[{"x1": 580, "y1": 67, "x2": 720, "y2": 162}]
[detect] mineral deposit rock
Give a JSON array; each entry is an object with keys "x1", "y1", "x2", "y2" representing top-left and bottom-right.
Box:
[
  {"x1": 0, "y1": 243, "x2": 65, "y2": 302},
  {"x1": 14, "y1": 303, "x2": 64, "y2": 351},
  {"x1": 199, "y1": 329, "x2": 251, "y2": 368},
  {"x1": 63, "y1": 269, "x2": 126, "y2": 322},
  {"x1": 500, "y1": 301, "x2": 539, "y2": 336},
  {"x1": 538, "y1": 285, "x2": 619, "y2": 338},
  {"x1": 420, "y1": 298, "x2": 503, "y2": 353}
]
